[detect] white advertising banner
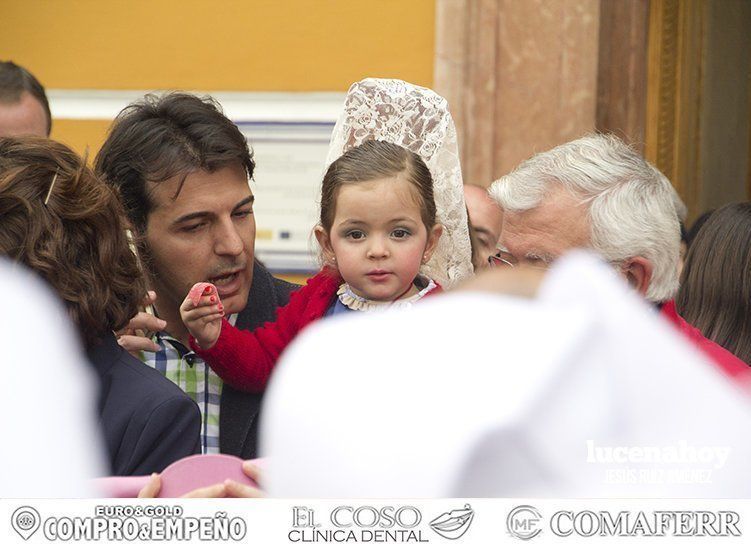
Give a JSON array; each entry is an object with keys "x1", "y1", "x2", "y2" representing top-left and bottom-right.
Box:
[{"x1": 1, "y1": 499, "x2": 747, "y2": 544}]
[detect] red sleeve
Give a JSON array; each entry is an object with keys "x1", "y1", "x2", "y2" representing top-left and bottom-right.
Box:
[{"x1": 189, "y1": 270, "x2": 340, "y2": 392}]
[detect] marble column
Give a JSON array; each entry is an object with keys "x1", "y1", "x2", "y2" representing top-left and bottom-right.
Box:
[{"x1": 436, "y1": 0, "x2": 601, "y2": 183}]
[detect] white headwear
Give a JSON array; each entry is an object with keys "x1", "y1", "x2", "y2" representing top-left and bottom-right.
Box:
[
  {"x1": 324, "y1": 78, "x2": 473, "y2": 287},
  {"x1": 261, "y1": 252, "x2": 751, "y2": 497}
]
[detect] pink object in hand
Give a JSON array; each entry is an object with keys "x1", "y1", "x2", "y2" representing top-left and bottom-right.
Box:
[
  {"x1": 188, "y1": 282, "x2": 215, "y2": 307},
  {"x1": 158, "y1": 454, "x2": 256, "y2": 497},
  {"x1": 96, "y1": 475, "x2": 151, "y2": 498},
  {"x1": 94, "y1": 454, "x2": 261, "y2": 498}
]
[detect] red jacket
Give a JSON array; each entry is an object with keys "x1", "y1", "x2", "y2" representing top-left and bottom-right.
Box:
[
  {"x1": 660, "y1": 300, "x2": 749, "y2": 380},
  {"x1": 190, "y1": 269, "x2": 441, "y2": 392}
]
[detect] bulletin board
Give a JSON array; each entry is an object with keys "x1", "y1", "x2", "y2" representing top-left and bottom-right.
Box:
[{"x1": 238, "y1": 121, "x2": 336, "y2": 273}]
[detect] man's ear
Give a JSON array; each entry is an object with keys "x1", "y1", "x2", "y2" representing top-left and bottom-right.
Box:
[
  {"x1": 421, "y1": 224, "x2": 443, "y2": 264},
  {"x1": 621, "y1": 256, "x2": 653, "y2": 297},
  {"x1": 314, "y1": 226, "x2": 336, "y2": 265}
]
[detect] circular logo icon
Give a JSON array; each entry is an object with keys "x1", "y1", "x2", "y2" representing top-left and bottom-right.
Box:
[
  {"x1": 11, "y1": 506, "x2": 41, "y2": 541},
  {"x1": 506, "y1": 505, "x2": 543, "y2": 540}
]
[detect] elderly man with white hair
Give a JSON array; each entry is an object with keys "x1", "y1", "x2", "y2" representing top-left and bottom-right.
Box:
[{"x1": 489, "y1": 133, "x2": 747, "y2": 379}]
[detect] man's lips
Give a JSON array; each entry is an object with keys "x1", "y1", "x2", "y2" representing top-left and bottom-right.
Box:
[{"x1": 207, "y1": 268, "x2": 245, "y2": 296}]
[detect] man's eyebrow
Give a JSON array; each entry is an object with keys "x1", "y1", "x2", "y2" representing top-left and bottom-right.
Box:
[
  {"x1": 525, "y1": 250, "x2": 555, "y2": 263},
  {"x1": 173, "y1": 210, "x2": 212, "y2": 225},
  {"x1": 173, "y1": 196, "x2": 255, "y2": 224},
  {"x1": 233, "y1": 195, "x2": 254, "y2": 211}
]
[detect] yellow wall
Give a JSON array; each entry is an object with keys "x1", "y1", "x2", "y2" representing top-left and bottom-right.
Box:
[
  {"x1": 1, "y1": 0, "x2": 435, "y2": 91},
  {"x1": 49, "y1": 119, "x2": 113, "y2": 159},
  {"x1": 2, "y1": 0, "x2": 435, "y2": 155}
]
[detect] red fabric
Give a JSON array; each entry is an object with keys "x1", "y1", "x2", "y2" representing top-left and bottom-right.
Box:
[
  {"x1": 191, "y1": 270, "x2": 442, "y2": 392},
  {"x1": 660, "y1": 300, "x2": 750, "y2": 380}
]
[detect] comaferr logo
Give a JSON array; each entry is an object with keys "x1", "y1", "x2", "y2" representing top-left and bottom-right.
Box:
[
  {"x1": 429, "y1": 504, "x2": 475, "y2": 540},
  {"x1": 507, "y1": 505, "x2": 543, "y2": 540},
  {"x1": 506, "y1": 507, "x2": 742, "y2": 538},
  {"x1": 550, "y1": 510, "x2": 741, "y2": 537}
]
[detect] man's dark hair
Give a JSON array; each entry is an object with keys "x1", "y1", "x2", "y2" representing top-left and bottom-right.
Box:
[
  {"x1": 94, "y1": 92, "x2": 255, "y2": 232},
  {"x1": 0, "y1": 61, "x2": 52, "y2": 135}
]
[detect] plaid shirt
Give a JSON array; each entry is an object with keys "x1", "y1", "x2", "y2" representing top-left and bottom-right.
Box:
[{"x1": 142, "y1": 315, "x2": 237, "y2": 454}]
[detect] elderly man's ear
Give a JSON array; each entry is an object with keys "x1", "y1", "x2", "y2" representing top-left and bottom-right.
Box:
[{"x1": 621, "y1": 256, "x2": 653, "y2": 297}]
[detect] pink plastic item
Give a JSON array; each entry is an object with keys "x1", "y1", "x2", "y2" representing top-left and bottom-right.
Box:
[
  {"x1": 95, "y1": 475, "x2": 150, "y2": 498},
  {"x1": 158, "y1": 454, "x2": 257, "y2": 497},
  {"x1": 188, "y1": 282, "x2": 215, "y2": 307},
  {"x1": 94, "y1": 455, "x2": 261, "y2": 498}
]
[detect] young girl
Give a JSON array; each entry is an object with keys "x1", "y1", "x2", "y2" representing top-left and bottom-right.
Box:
[{"x1": 181, "y1": 140, "x2": 444, "y2": 392}]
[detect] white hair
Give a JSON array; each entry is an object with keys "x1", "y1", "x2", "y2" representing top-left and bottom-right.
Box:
[{"x1": 489, "y1": 133, "x2": 680, "y2": 302}]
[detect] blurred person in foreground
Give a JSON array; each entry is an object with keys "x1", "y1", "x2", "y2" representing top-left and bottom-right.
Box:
[
  {"x1": 488, "y1": 133, "x2": 748, "y2": 380},
  {"x1": 0, "y1": 259, "x2": 105, "y2": 497},
  {"x1": 260, "y1": 252, "x2": 751, "y2": 497},
  {"x1": 677, "y1": 202, "x2": 751, "y2": 366},
  {"x1": 463, "y1": 183, "x2": 503, "y2": 270},
  {"x1": 0, "y1": 60, "x2": 51, "y2": 137},
  {"x1": 0, "y1": 137, "x2": 200, "y2": 476}
]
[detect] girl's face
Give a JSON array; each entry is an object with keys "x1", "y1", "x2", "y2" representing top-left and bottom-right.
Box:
[{"x1": 316, "y1": 175, "x2": 442, "y2": 301}]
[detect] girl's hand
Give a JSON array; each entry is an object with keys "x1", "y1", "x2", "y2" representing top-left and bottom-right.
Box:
[{"x1": 180, "y1": 283, "x2": 224, "y2": 350}]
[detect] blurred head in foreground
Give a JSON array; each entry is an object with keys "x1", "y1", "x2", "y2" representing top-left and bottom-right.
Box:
[{"x1": 261, "y1": 253, "x2": 751, "y2": 498}]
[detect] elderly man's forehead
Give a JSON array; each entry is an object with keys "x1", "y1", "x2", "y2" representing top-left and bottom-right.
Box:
[{"x1": 501, "y1": 185, "x2": 591, "y2": 250}]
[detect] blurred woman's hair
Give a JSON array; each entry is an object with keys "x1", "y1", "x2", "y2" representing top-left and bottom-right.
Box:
[
  {"x1": 0, "y1": 137, "x2": 146, "y2": 348},
  {"x1": 676, "y1": 202, "x2": 751, "y2": 365}
]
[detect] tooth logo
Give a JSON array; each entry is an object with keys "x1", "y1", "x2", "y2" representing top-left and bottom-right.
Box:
[
  {"x1": 429, "y1": 504, "x2": 474, "y2": 540},
  {"x1": 11, "y1": 506, "x2": 41, "y2": 541}
]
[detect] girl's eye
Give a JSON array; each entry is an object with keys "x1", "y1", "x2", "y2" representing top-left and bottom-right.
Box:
[
  {"x1": 346, "y1": 230, "x2": 365, "y2": 240},
  {"x1": 392, "y1": 228, "x2": 411, "y2": 239}
]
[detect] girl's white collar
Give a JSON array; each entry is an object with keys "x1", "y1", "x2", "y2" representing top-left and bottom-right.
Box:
[{"x1": 336, "y1": 278, "x2": 437, "y2": 311}]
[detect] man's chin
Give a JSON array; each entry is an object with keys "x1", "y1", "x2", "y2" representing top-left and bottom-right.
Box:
[
  {"x1": 219, "y1": 286, "x2": 251, "y2": 315},
  {"x1": 218, "y1": 296, "x2": 240, "y2": 316}
]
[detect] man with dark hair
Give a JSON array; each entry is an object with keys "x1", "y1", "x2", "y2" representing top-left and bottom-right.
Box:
[
  {"x1": 95, "y1": 92, "x2": 297, "y2": 459},
  {"x1": 0, "y1": 60, "x2": 52, "y2": 137}
]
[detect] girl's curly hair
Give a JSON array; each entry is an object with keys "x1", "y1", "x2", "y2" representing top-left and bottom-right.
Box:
[{"x1": 0, "y1": 137, "x2": 147, "y2": 348}]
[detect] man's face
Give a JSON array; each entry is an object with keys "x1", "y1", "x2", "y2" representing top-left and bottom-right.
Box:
[
  {"x1": 498, "y1": 184, "x2": 590, "y2": 268},
  {"x1": 0, "y1": 92, "x2": 48, "y2": 137},
  {"x1": 464, "y1": 185, "x2": 503, "y2": 268},
  {"x1": 143, "y1": 164, "x2": 255, "y2": 319}
]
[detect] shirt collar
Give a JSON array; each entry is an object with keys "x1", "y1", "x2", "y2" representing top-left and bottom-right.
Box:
[{"x1": 154, "y1": 313, "x2": 238, "y2": 367}]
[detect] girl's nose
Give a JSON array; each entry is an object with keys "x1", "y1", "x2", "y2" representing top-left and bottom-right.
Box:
[{"x1": 366, "y1": 237, "x2": 390, "y2": 259}]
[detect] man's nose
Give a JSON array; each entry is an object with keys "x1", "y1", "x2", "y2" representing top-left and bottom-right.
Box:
[{"x1": 214, "y1": 219, "x2": 244, "y2": 256}]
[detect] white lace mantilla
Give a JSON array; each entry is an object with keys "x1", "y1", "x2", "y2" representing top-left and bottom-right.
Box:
[{"x1": 324, "y1": 78, "x2": 473, "y2": 287}]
